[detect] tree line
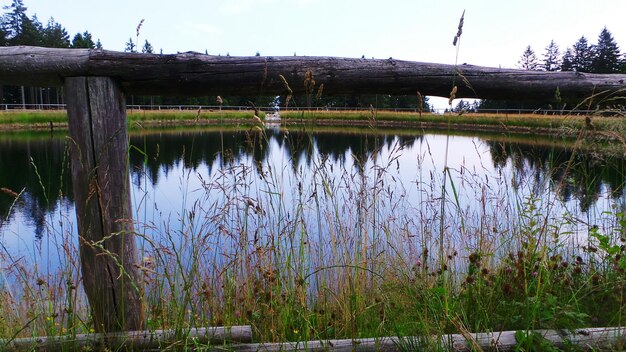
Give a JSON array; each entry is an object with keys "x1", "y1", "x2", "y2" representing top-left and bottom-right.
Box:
[{"x1": 477, "y1": 27, "x2": 626, "y2": 111}]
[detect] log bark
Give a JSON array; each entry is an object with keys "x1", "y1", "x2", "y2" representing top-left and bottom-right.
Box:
[
  {"x1": 0, "y1": 325, "x2": 252, "y2": 351},
  {"x1": 64, "y1": 76, "x2": 144, "y2": 333},
  {"x1": 0, "y1": 46, "x2": 625, "y2": 101}
]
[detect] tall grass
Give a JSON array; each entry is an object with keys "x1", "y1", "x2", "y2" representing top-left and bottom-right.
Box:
[{"x1": 1, "y1": 119, "x2": 624, "y2": 351}]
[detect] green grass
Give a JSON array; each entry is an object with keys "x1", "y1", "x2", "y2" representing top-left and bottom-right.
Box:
[
  {"x1": 0, "y1": 110, "x2": 67, "y2": 125},
  {"x1": 2, "y1": 109, "x2": 626, "y2": 140}
]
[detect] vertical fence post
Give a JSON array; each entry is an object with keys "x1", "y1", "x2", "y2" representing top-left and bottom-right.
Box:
[{"x1": 64, "y1": 76, "x2": 145, "y2": 333}]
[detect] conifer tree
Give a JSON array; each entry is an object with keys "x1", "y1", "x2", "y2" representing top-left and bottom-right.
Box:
[
  {"x1": 518, "y1": 45, "x2": 540, "y2": 70},
  {"x1": 592, "y1": 27, "x2": 621, "y2": 73},
  {"x1": 542, "y1": 40, "x2": 560, "y2": 71}
]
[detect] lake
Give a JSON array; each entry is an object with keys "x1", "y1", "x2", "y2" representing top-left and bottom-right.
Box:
[{"x1": 1, "y1": 126, "x2": 625, "y2": 280}]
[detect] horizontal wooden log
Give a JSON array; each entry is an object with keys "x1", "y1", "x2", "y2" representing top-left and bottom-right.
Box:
[
  {"x1": 0, "y1": 326, "x2": 623, "y2": 351},
  {"x1": 0, "y1": 325, "x2": 253, "y2": 351},
  {"x1": 229, "y1": 326, "x2": 626, "y2": 351},
  {"x1": 0, "y1": 46, "x2": 625, "y2": 101}
]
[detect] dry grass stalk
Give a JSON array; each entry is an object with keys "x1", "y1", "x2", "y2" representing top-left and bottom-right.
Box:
[
  {"x1": 304, "y1": 69, "x2": 316, "y2": 108},
  {"x1": 417, "y1": 90, "x2": 423, "y2": 118},
  {"x1": 1, "y1": 187, "x2": 19, "y2": 198},
  {"x1": 316, "y1": 83, "x2": 324, "y2": 101},
  {"x1": 279, "y1": 74, "x2": 293, "y2": 109},
  {"x1": 247, "y1": 100, "x2": 260, "y2": 116},
  {"x1": 304, "y1": 69, "x2": 315, "y2": 95},
  {"x1": 449, "y1": 86, "x2": 458, "y2": 106}
]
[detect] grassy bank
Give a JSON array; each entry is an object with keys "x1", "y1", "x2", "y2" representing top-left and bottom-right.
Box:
[{"x1": 1, "y1": 109, "x2": 625, "y2": 139}]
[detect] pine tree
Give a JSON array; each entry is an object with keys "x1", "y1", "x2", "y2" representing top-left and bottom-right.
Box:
[
  {"x1": 0, "y1": 26, "x2": 6, "y2": 46},
  {"x1": 42, "y1": 17, "x2": 69, "y2": 48},
  {"x1": 592, "y1": 27, "x2": 621, "y2": 73},
  {"x1": 542, "y1": 40, "x2": 560, "y2": 71},
  {"x1": 561, "y1": 48, "x2": 574, "y2": 71},
  {"x1": 2, "y1": 0, "x2": 27, "y2": 41},
  {"x1": 71, "y1": 31, "x2": 95, "y2": 48},
  {"x1": 141, "y1": 39, "x2": 153, "y2": 53},
  {"x1": 124, "y1": 37, "x2": 136, "y2": 52},
  {"x1": 518, "y1": 45, "x2": 540, "y2": 70},
  {"x1": 571, "y1": 36, "x2": 594, "y2": 72},
  {"x1": 14, "y1": 13, "x2": 42, "y2": 45}
]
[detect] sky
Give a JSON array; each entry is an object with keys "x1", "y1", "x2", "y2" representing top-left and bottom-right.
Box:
[{"x1": 5, "y1": 0, "x2": 626, "y2": 109}]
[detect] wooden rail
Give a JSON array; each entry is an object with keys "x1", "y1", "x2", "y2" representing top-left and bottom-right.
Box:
[
  {"x1": 1, "y1": 325, "x2": 253, "y2": 351},
  {"x1": 3, "y1": 326, "x2": 623, "y2": 351},
  {"x1": 1, "y1": 46, "x2": 626, "y2": 101},
  {"x1": 1, "y1": 45, "x2": 626, "y2": 339},
  {"x1": 228, "y1": 326, "x2": 626, "y2": 351}
]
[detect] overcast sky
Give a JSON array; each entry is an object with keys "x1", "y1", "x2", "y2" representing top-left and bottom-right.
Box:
[{"x1": 6, "y1": 0, "x2": 626, "y2": 108}]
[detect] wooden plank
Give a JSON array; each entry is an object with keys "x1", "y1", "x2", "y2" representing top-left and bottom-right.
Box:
[
  {"x1": 0, "y1": 46, "x2": 625, "y2": 101},
  {"x1": 0, "y1": 325, "x2": 253, "y2": 351},
  {"x1": 226, "y1": 326, "x2": 626, "y2": 351},
  {"x1": 64, "y1": 76, "x2": 144, "y2": 333}
]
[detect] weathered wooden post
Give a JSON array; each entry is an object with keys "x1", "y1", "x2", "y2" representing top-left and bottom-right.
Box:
[{"x1": 64, "y1": 76, "x2": 145, "y2": 332}]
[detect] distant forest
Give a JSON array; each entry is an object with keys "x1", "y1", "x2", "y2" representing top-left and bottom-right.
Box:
[{"x1": 1, "y1": 0, "x2": 625, "y2": 111}]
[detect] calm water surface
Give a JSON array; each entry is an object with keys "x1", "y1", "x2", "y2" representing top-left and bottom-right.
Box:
[{"x1": 1, "y1": 126, "x2": 625, "y2": 274}]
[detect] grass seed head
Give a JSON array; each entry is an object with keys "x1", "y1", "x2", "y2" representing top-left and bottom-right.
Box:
[
  {"x1": 304, "y1": 69, "x2": 316, "y2": 95},
  {"x1": 136, "y1": 19, "x2": 145, "y2": 38},
  {"x1": 316, "y1": 83, "x2": 324, "y2": 101},
  {"x1": 449, "y1": 86, "x2": 458, "y2": 105},
  {"x1": 453, "y1": 10, "x2": 465, "y2": 46}
]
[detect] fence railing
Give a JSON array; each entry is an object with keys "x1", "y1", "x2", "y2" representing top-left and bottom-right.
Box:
[{"x1": 0, "y1": 103, "x2": 619, "y2": 116}]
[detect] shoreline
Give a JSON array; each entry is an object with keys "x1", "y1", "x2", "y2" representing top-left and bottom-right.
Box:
[{"x1": 0, "y1": 109, "x2": 624, "y2": 143}]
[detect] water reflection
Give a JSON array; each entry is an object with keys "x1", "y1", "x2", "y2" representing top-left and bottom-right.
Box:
[
  {"x1": 0, "y1": 127, "x2": 624, "y2": 247},
  {"x1": 0, "y1": 134, "x2": 73, "y2": 238},
  {"x1": 487, "y1": 140, "x2": 626, "y2": 211}
]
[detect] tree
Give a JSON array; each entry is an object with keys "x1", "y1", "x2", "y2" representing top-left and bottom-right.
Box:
[
  {"x1": 592, "y1": 27, "x2": 621, "y2": 73},
  {"x1": 8, "y1": 12, "x2": 40, "y2": 45},
  {"x1": 141, "y1": 39, "x2": 153, "y2": 53},
  {"x1": 571, "y1": 36, "x2": 594, "y2": 72},
  {"x1": 518, "y1": 45, "x2": 540, "y2": 70},
  {"x1": 124, "y1": 37, "x2": 136, "y2": 53},
  {"x1": 95, "y1": 38, "x2": 102, "y2": 49},
  {"x1": 0, "y1": 26, "x2": 6, "y2": 46},
  {"x1": 542, "y1": 40, "x2": 560, "y2": 71},
  {"x1": 71, "y1": 31, "x2": 95, "y2": 48},
  {"x1": 561, "y1": 48, "x2": 574, "y2": 71},
  {"x1": 2, "y1": 0, "x2": 27, "y2": 41},
  {"x1": 42, "y1": 17, "x2": 69, "y2": 48}
]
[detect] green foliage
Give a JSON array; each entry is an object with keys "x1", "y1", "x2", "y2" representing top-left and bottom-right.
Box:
[
  {"x1": 141, "y1": 39, "x2": 153, "y2": 54},
  {"x1": 42, "y1": 17, "x2": 69, "y2": 48},
  {"x1": 543, "y1": 40, "x2": 561, "y2": 72},
  {"x1": 569, "y1": 36, "x2": 595, "y2": 72},
  {"x1": 515, "y1": 330, "x2": 560, "y2": 352},
  {"x1": 518, "y1": 45, "x2": 540, "y2": 70},
  {"x1": 124, "y1": 37, "x2": 136, "y2": 53},
  {"x1": 592, "y1": 27, "x2": 622, "y2": 73},
  {"x1": 71, "y1": 31, "x2": 95, "y2": 49},
  {"x1": 2, "y1": 0, "x2": 27, "y2": 41}
]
